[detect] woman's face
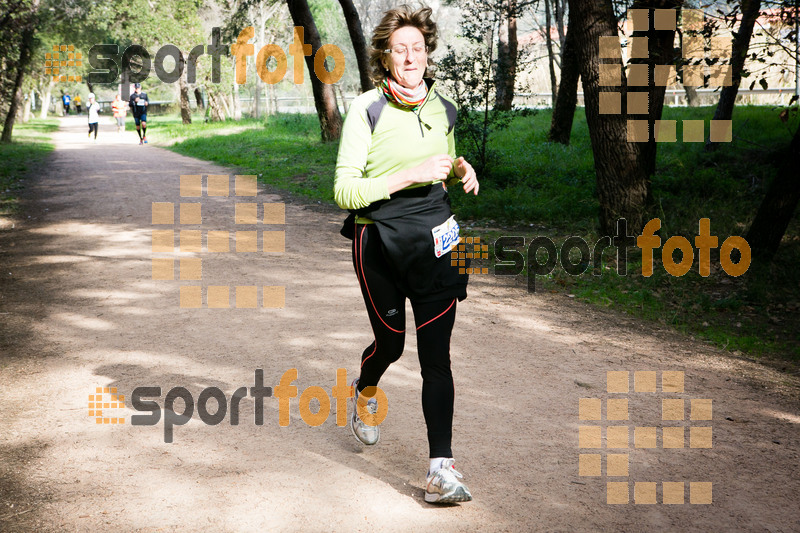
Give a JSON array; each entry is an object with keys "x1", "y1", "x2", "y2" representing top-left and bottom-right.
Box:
[{"x1": 382, "y1": 26, "x2": 427, "y2": 89}]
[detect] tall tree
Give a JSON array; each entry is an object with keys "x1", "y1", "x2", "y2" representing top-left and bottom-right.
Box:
[
  {"x1": 629, "y1": 0, "x2": 684, "y2": 177},
  {"x1": 706, "y1": 0, "x2": 762, "y2": 150},
  {"x1": 569, "y1": 0, "x2": 682, "y2": 235},
  {"x1": 548, "y1": 23, "x2": 579, "y2": 144},
  {"x1": 495, "y1": 0, "x2": 519, "y2": 110},
  {"x1": 1, "y1": 0, "x2": 39, "y2": 143},
  {"x1": 287, "y1": 0, "x2": 343, "y2": 141},
  {"x1": 337, "y1": 0, "x2": 373, "y2": 92}
]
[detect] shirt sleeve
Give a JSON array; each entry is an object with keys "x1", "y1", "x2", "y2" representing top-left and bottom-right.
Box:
[{"x1": 333, "y1": 98, "x2": 391, "y2": 210}]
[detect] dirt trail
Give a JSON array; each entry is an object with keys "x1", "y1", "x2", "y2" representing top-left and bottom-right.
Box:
[{"x1": 1, "y1": 116, "x2": 799, "y2": 532}]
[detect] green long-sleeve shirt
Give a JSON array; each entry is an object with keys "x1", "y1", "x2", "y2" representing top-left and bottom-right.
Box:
[{"x1": 333, "y1": 80, "x2": 458, "y2": 222}]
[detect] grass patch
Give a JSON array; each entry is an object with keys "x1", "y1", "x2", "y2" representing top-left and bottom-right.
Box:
[
  {"x1": 158, "y1": 107, "x2": 800, "y2": 362},
  {"x1": 0, "y1": 119, "x2": 58, "y2": 217}
]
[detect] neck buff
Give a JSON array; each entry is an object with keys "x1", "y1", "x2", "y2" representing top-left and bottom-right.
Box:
[{"x1": 381, "y1": 76, "x2": 428, "y2": 110}]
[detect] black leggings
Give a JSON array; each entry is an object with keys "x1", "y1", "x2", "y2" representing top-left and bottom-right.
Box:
[
  {"x1": 88, "y1": 123, "x2": 98, "y2": 138},
  {"x1": 353, "y1": 223, "x2": 457, "y2": 458}
]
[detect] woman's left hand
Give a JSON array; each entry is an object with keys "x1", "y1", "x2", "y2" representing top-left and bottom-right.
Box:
[{"x1": 454, "y1": 157, "x2": 479, "y2": 196}]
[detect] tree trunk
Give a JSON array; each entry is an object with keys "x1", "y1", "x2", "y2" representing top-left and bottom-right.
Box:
[
  {"x1": 548, "y1": 25, "x2": 579, "y2": 144},
  {"x1": 40, "y1": 80, "x2": 53, "y2": 119},
  {"x1": 545, "y1": 0, "x2": 558, "y2": 106},
  {"x1": 22, "y1": 92, "x2": 31, "y2": 123},
  {"x1": 706, "y1": 0, "x2": 761, "y2": 151},
  {"x1": 569, "y1": 0, "x2": 650, "y2": 236},
  {"x1": 745, "y1": 124, "x2": 800, "y2": 260},
  {"x1": 179, "y1": 54, "x2": 192, "y2": 124},
  {"x1": 629, "y1": 0, "x2": 683, "y2": 178},
  {"x1": 338, "y1": 0, "x2": 373, "y2": 92},
  {"x1": 194, "y1": 87, "x2": 203, "y2": 109},
  {"x1": 495, "y1": 0, "x2": 518, "y2": 111},
  {"x1": 684, "y1": 83, "x2": 699, "y2": 106},
  {"x1": 1, "y1": 25, "x2": 34, "y2": 143},
  {"x1": 287, "y1": 0, "x2": 343, "y2": 142}
]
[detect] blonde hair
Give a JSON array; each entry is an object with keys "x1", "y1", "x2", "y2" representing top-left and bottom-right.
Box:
[{"x1": 369, "y1": 5, "x2": 438, "y2": 86}]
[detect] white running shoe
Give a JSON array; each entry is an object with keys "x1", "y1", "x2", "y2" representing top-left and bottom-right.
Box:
[
  {"x1": 424, "y1": 459, "x2": 472, "y2": 503},
  {"x1": 349, "y1": 378, "x2": 379, "y2": 445}
]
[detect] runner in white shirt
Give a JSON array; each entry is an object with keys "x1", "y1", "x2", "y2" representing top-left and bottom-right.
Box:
[{"x1": 87, "y1": 93, "x2": 100, "y2": 142}]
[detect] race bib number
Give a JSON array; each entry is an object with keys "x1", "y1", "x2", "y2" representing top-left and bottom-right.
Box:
[{"x1": 431, "y1": 215, "x2": 460, "y2": 258}]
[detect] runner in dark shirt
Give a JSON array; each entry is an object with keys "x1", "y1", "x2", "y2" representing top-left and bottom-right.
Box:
[{"x1": 129, "y1": 83, "x2": 149, "y2": 144}]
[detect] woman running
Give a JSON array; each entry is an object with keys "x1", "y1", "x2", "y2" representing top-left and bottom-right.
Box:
[{"x1": 334, "y1": 5, "x2": 479, "y2": 504}]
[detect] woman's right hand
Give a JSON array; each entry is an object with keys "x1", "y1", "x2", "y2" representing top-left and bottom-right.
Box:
[{"x1": 413, "y1": 154, "x2": 453, "y2": 183}]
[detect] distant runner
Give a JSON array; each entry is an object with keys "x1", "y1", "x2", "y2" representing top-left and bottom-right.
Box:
[
  {"x1": 129, "y1": 83, "x2": 149, "y2": 144},
  {"x1": 111, "y1": 93, "x2": 127, "y2": 134},
  {"x1": 87, "y1": 93, "x2": 100, "y2": 142}
]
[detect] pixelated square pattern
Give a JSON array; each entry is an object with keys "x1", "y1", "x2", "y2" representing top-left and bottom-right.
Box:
[
  {"x1": 152, "y1": 202, "x2": 174, "y2": 225},
  {"x1": 153, "y1": 176, "x2": 290, "y2": 309},
  {"x1": 599, "y1": 65, "x2": 621, "y2": 86},
  {"x1": 710, "y1": 120, "x2": 732, "y2": 143},
  {"x1": 235, "y1": 175, "x2": 258, "y2": 196},
  {"x1": 579, "y1": 370, "x2": 712, "y2": 505},
  {"x1": 662, "y1": 426, "x2": 684, "y2": 448},
  {"x1": 655, "y1": 120, "x2": 677, "y2": 143},
  {"x1": 627, "y1": 93, "x2": 648, "y2": 115},
  {"x1": 180, "y1": 258, "x2": 202, "y2": 281},
  {"x1": 180, "y1": 175, "x2": 202, "y2": 196},
  {"x1": 579, "y1": 426, "x2": 601, "y2": 448},
  {"x1": 654, "y1": 9, "x2": 676, "y2": 30},
  {"x1": 607, "y1": 482, "x2": 629, "y2": 504},
  {"x1": 180, "y1": 286, "x2": 202, "y2": 308},
  {"x1": 236, "y1": 203, "x2": 258, "y2": 225},
  {"x1": 627, "y1": 120, "x2": 649, "y2": 143},
  {"x1": 599, "y1": 36, "x2": 621, "y2": 59},
  {"x1": 607, "y1": 454, "x2": 628, "y2": 477},
  {"x1": 690, "y1": 427, "x2": 712, "y2": 448},
  {"x1": 635, "y1": 482, "x2": 657, "y2": 504},
  {"x1": 654, "y1": 65, "x2": 677, "y2": 87},
  {"x1": 152, "y1": 230, "x2": 174, "y2": 253},
  {"x1": 180, "y1": 230, "x2": 202, "y2": 253},
  {"x1": 88, "y1": 387, "x2": 125, "y2": 424},
  {"x1": 662, "y1": 399, "x2": 684, "y2": 420},
  {"x1": 450, "y1": 238, "x2": 490, "y2": 275},
  {"x1": 599, "y1": 92, "x2": 621, "y2": 115},
  {"x1": 263, "y1": 286, "x2": 285, "y2": 308},
  {"x1": 629, "y1": 9, "x2": 648, "y2": 31},
  {"x1": 662, "y1": 482, "x2": 684, "y2": 504},
  {"x1": 627, "y1": 64, "x2": 649, "y2": 86},
  {"x1": 607, "y1": 426, "x2": 629, "y2": 449},
  {"x1": 579, "y1": 398, "x2": 602, "y2": 420},
  {"x1": 264, "y1": 203, "x2": 286, "y2": 224},
  {"x1": 236, "y1": 231, "x2": 258, "y2": 252},
  {"x1": 628, "y1": 37, "x2": 648, "y2": 59},
  {"x1": 579, "y1": 454, "x2": 601, "y2": 476},
  {"x1": 690, "y1": 482, "x2": 712, "y2": 504},
  {"x1": 691, "y1": 399, "x2": 712, "y2": 420},
  {"x1": 607, "y1": 371, "x2": 629, "y2": 393}
]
